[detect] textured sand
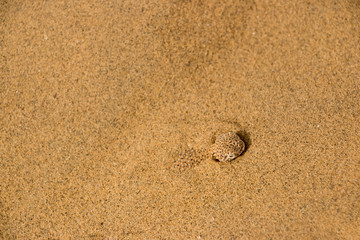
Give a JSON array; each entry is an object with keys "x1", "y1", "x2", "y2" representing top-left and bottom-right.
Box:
[{"x1": 1, "y1": 0, "x2": 360, "y2": 239}]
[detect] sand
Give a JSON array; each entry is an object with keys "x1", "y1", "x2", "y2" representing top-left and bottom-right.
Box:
[{"x1": 1, "y1": 0, "x2": 360, "y2": 239}]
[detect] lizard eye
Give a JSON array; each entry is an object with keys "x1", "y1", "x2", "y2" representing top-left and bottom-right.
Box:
[{"x1": 227, "y1": 153, "x2": 235, "y2": 159}]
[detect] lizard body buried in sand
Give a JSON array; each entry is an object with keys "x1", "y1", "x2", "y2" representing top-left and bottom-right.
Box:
[{"x1": 174, "y1": 132, "x2": 245, "y2": 170}]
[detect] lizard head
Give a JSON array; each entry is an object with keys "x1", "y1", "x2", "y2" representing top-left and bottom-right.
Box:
[{"x1": 213, "y1": 132, "x2": 245, "y2": 162}]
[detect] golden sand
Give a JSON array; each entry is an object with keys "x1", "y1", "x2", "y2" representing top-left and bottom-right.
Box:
[{"x1": 1, "y1": 0, "x2": 360, "y2": 238}]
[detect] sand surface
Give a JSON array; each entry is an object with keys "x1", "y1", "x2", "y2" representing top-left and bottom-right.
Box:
[{"x1": 1, "y1": 0, "x2": 360, "y2": 239}]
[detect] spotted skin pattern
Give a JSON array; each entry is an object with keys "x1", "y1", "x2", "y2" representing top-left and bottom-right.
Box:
[{"x1": 174, "y1": 132, "x2": 245, "y2": 170}]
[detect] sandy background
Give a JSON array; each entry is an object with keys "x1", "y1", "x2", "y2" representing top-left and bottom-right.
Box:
[{"x1": 1, "y1": 0, "x2": 360, "y2": 239}]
